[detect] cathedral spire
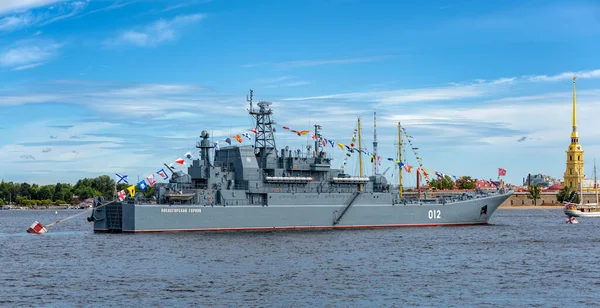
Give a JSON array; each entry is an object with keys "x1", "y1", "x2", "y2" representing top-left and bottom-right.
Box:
[
  {"x1": 565, "y1": 76, "x2": 584, "y2": 190},
  {"x1": 571, "y1": 76, "x2": 578, "y2": 141}
]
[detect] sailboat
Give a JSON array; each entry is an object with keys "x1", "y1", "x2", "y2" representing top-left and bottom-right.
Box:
[{"x1": 564, "y1": 159, "x2": 600, "y2": 218}]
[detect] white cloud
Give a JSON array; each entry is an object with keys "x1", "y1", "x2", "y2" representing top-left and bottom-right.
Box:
[
  {"x1": 282, "y1": 69, "x2": 600, "y2": 106},
  {"x1": 0, "y1": 0, "x2": 62, "y2": 15},
  {"x1": 107, "y1": 13, "x2": 206, "y2": 47},
  {"x1": 282, "y1": 77, "x2": 512, "y2": 105},
  {"x1": 0, "y1": 13, "x2": 36, "y2": 30},
  {"x1": 39, "y1": 0, "x2": 88, "y2": 26},
  {"x1": 11, "y1": 62, "x2": 45, "y2": 71},
  {"x1": 257, "y1": 76, "x2": 311, "y2": 88},
  {"x1": 525, "y1": 69, "x2": 600, "y2": 82},
  {"x1": 0, "y1": 0, "x2": 89, "y2": 32},
  {"x1": 0, "y1": 39, "x2": 62, "y2": 70},
  {"x1": 243, "y1": 55, "x2": 395, "y2": 69}
]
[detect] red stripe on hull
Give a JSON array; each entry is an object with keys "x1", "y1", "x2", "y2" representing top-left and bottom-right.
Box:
[{"x1": 94, "y1": 222, "x2": 488, "y2": 233}]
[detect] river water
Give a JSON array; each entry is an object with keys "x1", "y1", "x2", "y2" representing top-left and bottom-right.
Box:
[{"x1": 1, "y1": 208, "x2": 599, "y2": 307}]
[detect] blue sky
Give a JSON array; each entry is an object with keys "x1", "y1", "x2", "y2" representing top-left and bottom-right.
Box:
[{"x1": 1, "y1": 0, "x2": 600, "y2": 186}]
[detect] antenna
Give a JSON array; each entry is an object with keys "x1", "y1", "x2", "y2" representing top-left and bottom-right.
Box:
[
  {"x1": 313, "y1": 124, "x2": 322, "y2": 157},
  {"x1": 373, "y1": 110, "x2": 378, "y2": 175},
  {"x1": 247, "y1": 89, "x2": 253, "y2": 112}
]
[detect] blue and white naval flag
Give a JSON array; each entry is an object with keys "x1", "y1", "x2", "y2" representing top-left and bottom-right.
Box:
[
  {"x1": 115, "y1": 173, "x2": 128, "y2": 184},
  {"x1": 137, "y1": 180, "x2": 148, "y2": 191}
]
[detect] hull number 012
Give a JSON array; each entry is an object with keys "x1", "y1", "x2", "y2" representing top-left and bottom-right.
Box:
[{"x1": 428, "y1": 210, "x2": 441, "y2": 219}]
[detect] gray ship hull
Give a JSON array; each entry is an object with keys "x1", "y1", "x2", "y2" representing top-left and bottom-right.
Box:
[{"x1": 92, "y1": 191, "x2": 512, "y2": 232}]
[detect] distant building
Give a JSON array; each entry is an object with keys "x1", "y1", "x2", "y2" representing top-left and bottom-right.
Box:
[{"x1": 523, "y1": 174, "x2": 560, "y2": 187}]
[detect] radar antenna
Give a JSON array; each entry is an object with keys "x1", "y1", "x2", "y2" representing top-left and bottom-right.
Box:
[
  {"x1": 247, "y1": 89, "x2": 253, "y2": 113},
  {"x1": 248, "y1": 90, "x2": 277, "y2": 168},
  {"x1": 313, "y1": 124, "x2": 322, "y2": 157}
]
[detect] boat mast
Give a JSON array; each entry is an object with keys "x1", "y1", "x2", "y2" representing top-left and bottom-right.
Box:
[
  {"x1": 398, "y1": 121, "x2": 403, "y2": 198},
  {"x1": 594, "y1": 158, "x2": 598, "y2": 206},
  {"x1": 358, "y1": 116, "x2": 363, "y2": 191},
  {"x1": 373, "y1": 111, "x2": 378, "y2": 175},
  {"x1": 580, "y1": 170, "x2": 583, "y2": 205},
  {"x1": 358, "y1": 116, "x2": 363, "y2": 177}
]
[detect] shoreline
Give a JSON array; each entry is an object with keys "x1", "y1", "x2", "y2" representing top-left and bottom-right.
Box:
[{"x1": 499, "y1": 205, "x2": 564, "y2": 210}]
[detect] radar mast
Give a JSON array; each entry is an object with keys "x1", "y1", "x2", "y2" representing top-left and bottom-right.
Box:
[{"x1": 248, "y1": 89, "x2": 277, "y2": 168}]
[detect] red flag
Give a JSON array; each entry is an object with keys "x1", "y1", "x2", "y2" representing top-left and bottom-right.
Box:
[{"x1": 498, "y1": 168, "x2": 507, "y2": 176}]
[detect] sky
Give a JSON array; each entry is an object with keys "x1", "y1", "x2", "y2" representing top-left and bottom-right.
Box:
[{"x1": 1, "y1": 0, "x2": 600, "y2": 186}]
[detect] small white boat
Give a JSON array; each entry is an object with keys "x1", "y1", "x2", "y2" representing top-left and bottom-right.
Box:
[
  {"x1": 564, "y1": 159, "x2": 600, "y2": 218},
  {"x1": 564, "y1": 204, "x2": 600, "y2": 217}
]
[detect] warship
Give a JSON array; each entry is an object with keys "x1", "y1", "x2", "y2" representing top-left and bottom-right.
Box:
[{"x1": 89, "y1": 90, "x2": 513, "y2": 233}]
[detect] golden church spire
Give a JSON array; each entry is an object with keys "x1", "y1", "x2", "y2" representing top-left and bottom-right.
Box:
[
  {"x1": 565, "y1": 75, "x2": 584, "y2": 190},
  {"x1": 571, "y1": 76, "x2": 578, "y2": 140}
]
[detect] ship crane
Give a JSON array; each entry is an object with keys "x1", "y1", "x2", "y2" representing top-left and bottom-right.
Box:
[{"x1": 382, "y1": 166, "x2": 391, "y2": 176}]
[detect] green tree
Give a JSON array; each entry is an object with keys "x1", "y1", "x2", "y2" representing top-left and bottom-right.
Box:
[
  {"x1": 142, "y1": 185, "x2": 155, "y2": 198},
  {"x1": 28, "y1": 184, "x2": 39, "y2": 200},
  {"x1": 74, "y1": 186, "x2": 102, "y2": 200},
  {"x1": 16, "y1": 196, "x2": 26, "y2": 205},
  {"x1": 527, "y1": 184, "x2": 541, "y2": 206},
  {"x1": 117, "y1": 183, "x2": 129, "y2": 192},
  {"x1": 0, "y1": 198, "x2": 4, "y2": 205},
  {"x1": 54, "y1": 183, "x2": 73, "y2": 203},
  {"x1": 557, "y1": 186, "x2": 580, "y2": 204},
  {"x1": 428, "y1": 178, "x2": 441, "y2": 189},
  {"x1": 19, "y1": 183, "x2": 31, "y2": 199},
  {"x1": 456, "y1": 176, "x2": 476, "y2": 189},
  {"x1": 37, "y1": 185, "x2": 55, "y2": 200},
  {"x1": 440, "y1": 175, "x2": 455, "y2": 190},
  {"x1": 91, "y1": 175, "x2": 116, "y2": 199}
]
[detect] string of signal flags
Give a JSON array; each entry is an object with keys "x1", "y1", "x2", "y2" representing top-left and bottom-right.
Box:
[{"x1": 113, "y1": 123, "x2": 507, "y2": 200}]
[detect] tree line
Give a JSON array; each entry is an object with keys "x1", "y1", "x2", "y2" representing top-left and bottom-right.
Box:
[
  {"x1": 426, "y1": 175, "x2": 477, "y2": 190},
  {"x1": 0, "y1": 175, "x2": 154, "y2": 206}
]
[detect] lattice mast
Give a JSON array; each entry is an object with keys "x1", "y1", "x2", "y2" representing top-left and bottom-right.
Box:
[
  {"x1": 247, "y1": 89, "x2": 277, "y2": 167},
  {"x1": 373, "y1": 110, "x2": 378, "y2": 175},
  {"x1": 398, "y1": 121, "x2": 403, "y2": 198},
  {"x1": 313, "y1": 124, "x2": 322, "y2": 156}
]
